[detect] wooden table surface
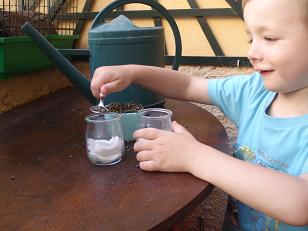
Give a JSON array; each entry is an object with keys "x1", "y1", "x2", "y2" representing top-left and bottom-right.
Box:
[{"x1": 0, "y1": 87, "x2": 229, "y2": 231}]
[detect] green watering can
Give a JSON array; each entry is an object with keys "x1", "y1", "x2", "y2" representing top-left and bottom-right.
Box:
[{"x1": 21, "y1": 0, "x2": 182, "y2": 107}]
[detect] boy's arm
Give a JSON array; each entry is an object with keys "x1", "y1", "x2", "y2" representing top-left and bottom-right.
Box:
[
  {"x1": 132, "y1": 65, "x2": 211, "y2": 104},
  {"x1": 189, "y1": 145, "x2": 308, "y2": 226},
  {"x1": 91, "y1": 64, "x2": 212, "y2": 105}
]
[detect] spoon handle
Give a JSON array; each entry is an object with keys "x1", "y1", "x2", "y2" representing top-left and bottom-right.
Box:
[{"x1": 99, "y1": 93, "x2": 105, "y2": 107}]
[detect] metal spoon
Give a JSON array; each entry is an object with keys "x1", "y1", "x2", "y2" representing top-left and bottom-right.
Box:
[{"x1": 90, "y1": 93, "x2": 108, "y2": 113}]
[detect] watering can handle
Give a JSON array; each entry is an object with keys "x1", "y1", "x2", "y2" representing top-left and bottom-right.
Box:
[{"x1": 91, "y1": 0, "x2": 182, "y2": 70}]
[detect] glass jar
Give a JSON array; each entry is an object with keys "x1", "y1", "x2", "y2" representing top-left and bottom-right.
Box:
[
  {"x1": 137, "y1": 108, "x2": 173, "y2": 131},
  {"x1": 85, "y1": 112, "x2": 124, "y2": 166}
]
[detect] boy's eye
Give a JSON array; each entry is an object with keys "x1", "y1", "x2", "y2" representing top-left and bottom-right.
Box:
[
  {"x1": 247, "y1": 37, "x2": 253, "y2": 44},
  {"x1": 264, "y1": 36, "x2": 277, "y2": 43}
]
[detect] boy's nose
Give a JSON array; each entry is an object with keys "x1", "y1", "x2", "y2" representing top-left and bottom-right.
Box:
[{"x1": 247, "y1": 42, "x2": 263, "y2": 64}]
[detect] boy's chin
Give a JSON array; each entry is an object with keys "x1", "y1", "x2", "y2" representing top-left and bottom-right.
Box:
[
  {"x1": 262, "y1": 81, "x2": 281, "y2": 93},
  {"x1": 263, "y1": 83, "x2": 298, "y2": 94}
]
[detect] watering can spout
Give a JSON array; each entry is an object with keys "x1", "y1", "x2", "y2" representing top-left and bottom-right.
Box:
[
  {"x1": 21, "y1": 0, "x2": 181, "y2": 108},
  {"x1": 21, "y1": 22, "x2": 98, "y2": 105}
]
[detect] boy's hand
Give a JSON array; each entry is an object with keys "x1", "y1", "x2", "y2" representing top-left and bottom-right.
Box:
[
  {"x1": 90, "y1": 65, "x2": 134, "y2": 98},
  {"x1": 133, "y1": 121, "x2": 202, "y2": 173}
]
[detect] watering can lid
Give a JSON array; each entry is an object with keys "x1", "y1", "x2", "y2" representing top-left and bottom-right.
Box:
[{"x1": 88, "y1": 15, "x2": 163, "y2": 40}]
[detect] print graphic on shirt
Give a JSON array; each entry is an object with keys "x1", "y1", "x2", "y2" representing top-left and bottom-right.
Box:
[
  {"x1": 234, "y1": 145, "x2": 256, "y2": 162},
  {"x1": 233, "y1": 145, "x2": 282, "y2": 231},
  {"x1": 234, "y1": 145, "x2": 289, "y2": 171},
  {"x1": 238, "y1": 201, "x2": 280, "y2": 231}
]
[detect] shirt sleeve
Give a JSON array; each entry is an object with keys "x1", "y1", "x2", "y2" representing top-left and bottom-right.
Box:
[
  {"x1": 300, "y1": 145, "x2": 308, "y2": 175},
  {"x1": 208, "y1": 73, "x2": 262, "y2": 126},
  {"x1": 301, "y1": 159, "x2": 308, "y2": 175}
]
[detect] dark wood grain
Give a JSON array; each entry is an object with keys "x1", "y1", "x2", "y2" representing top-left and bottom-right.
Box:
[{"x1": 0, "y1": 87, "x2": 228, "y2": 231}]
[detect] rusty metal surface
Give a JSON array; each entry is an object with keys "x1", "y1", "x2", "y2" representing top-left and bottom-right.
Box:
[{"x1": 0, "y1": 87, "x2": 228, "y2": 231}]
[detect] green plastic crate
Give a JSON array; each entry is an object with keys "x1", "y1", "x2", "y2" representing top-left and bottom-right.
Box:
[{"x1": 0, "y1": 35, "x2": 79, "y2": 80}]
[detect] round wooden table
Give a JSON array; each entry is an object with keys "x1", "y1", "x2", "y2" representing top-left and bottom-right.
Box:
[{"x1": 0, "y1": 87, "x2": 228, "y2": 231}]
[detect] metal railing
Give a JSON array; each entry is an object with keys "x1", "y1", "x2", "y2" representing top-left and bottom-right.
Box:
[{"x1": 0, "y1": 0, "x2": 78, "y2": 36}]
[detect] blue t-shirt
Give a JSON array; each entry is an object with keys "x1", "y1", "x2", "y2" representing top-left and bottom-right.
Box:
[{"x1": 208, "y1": 72, "x2": 308, "y2": 231}]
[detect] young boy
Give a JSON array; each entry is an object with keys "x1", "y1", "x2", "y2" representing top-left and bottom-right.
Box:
[{"x1": 91, "y1": 0, "x2": 308, "y2": 230}]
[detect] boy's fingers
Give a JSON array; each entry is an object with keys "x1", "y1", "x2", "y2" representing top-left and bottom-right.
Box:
[
  {"x1": 139, "y1": 160, "x2": 157, "y2": 171},
  {"x1": 90, "y1": 81, "x2": 100, "y2": 98},
  {"x1": 173, "y1": 121, "x2": 187, "y2": 133},
  {"x1": 91, "y1": 68, "x2": 116, "y2": 97},
  {"x1": 91, "y1": 82, "x2": 104, "y2": 99},
  {"x1": 136, "y1": 150, "x2": 152, "y2": 162},
  {"x1": 134, "y1": 139, "x2": 152, "y2": 152},
  {"x1": 133, "y1": 128, "x2": 161, "y2": 140},
  {"x1": 101, "y1": 80, "x2": 122, "y2": 95},
  {"x1": 99, "y1": 86, "x2": 108, "y2": 97},
  {"x1": 172, "y1": 121, "x2": 195, "y2": 138}
]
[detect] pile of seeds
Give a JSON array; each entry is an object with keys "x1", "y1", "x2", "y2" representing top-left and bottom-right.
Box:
[{"x1": 106, "y1": 102, "x2": 143, "y2": 113}]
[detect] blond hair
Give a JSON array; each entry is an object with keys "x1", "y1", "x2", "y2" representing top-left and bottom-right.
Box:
[
  {"x1": 241, "y1": 0, "x2": 248, "y2": 9},
  {"x1": 241, "y1": 0, "x2": 308, "y2": 24}
]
